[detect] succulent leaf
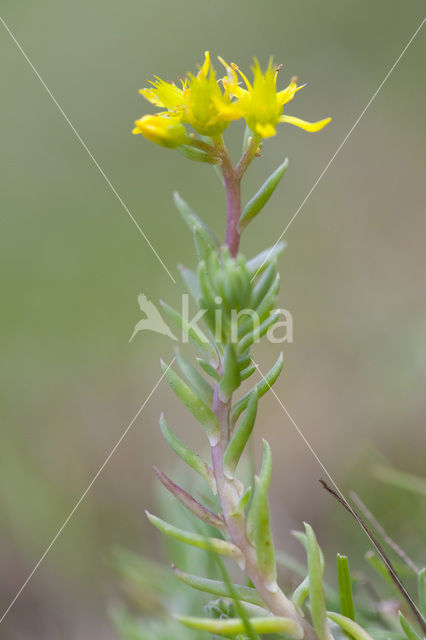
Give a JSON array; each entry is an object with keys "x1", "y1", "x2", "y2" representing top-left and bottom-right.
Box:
[
  {"x1": 305, "y1": 523, "x2": 332, "y2": 640},
  {"x1": 175, "y1": 347, "x2": 213, "y2": 406},
  {"x1": 159, "y1": 414, "x2": 216, "y2": 493},
  {"x1": 146, "y1": 512, "x2": 243, "y2": 563},
  {"x1": 238, "y1": 159, "x2": 289, "y2": 232},
  {"x1": 176, "y1": 614, "x2": 304, "y2": 638},
  {"x1": 224, "y1": 391, "x2": 258, "y2": 479},
  {"x1": 337, "y1": 554, "x2": 355, "y2": 621},
  {"x1": 172, "y1": 566, "x2": 264, "y2": 607},
  {"x1": 161, "y1": 360, "x2": 220, "y2": 445}
]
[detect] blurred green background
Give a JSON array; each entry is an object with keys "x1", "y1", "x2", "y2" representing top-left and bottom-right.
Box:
[{"x1": 1, "y1": 0, "x2": 425, "y2": 637}]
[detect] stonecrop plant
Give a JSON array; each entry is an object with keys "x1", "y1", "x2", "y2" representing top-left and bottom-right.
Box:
[{"x1": 121, "y1": 53, "x2": 426, "y2": 640}]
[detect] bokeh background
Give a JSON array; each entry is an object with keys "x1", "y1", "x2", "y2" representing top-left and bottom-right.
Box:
[{"x1": 1, "y1": 1, "x2": 425, "y2": 637}]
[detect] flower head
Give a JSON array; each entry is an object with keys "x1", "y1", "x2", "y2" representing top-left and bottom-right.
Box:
[
  {"x1": 219, "y1": 57, "x2": 330, "y2": 138},
  {"x1": 132, "y1": 114, "x2": 187, "y2": 148},
  {"x1": 135, "y1": 52, "x2": 240, "y2": 144},
  {"x1": 184, "y1": 52, "x2": 240, "y2": 136},
  {"x1": 133, "y1": 53, "x2": 331, "y2": 148}
]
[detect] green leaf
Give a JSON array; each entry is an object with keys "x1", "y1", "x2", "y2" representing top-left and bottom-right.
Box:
[
  {"x1": 161, "y1": 360, "x2": 220, "y2": 445},
  {"x1": 328, "y1": 612, "x2": 375, "y2": 640},
  {"x1": 337, "y1": 554, "x2": 355, "y2": 621},
  {"x1": 219, "y1": 344, "x2": 241, "y2": 401},
  {"x1": 177, "y1": 264, "x2": 199, "y2": 302},
  {"x1": 245, "y1": 242, "x2": 286, "y2": 278},
  {"x1": 254, "y1": 274, "x2": 280, "y2": 322},
  {"x1": 172, "y1": 566, "x2": 264, "y2": 607},
  {"x1": 223, "y1": 391, "x2": 258, "y2": 479},
  {"x1": 175, "y1": 348, "x2": 213, "y2": 406},
  {"x1": 173, "y1": 191, "x2": 219, "y2": 246},
  {"x1": 240, "y1": 362, "x2": 256, "y2": 381},
  {"x1": 292, "y1": 575, "x2": 310, "y2": 609},
  {"x1": 238, "y1": 273, "x2": 280, "y2": 339},
  {"x1": 194, "y1": 225, "x2": 216, "y2": 262},
  {"x1": 238, "y1": 159, "x2": 289, "y2": 232},
  {"x1": 196, "y1": 356, "x2": 220, "y2": 382},
  {"x1": 159, "y1": 414, "x2": 217, "y2": 493},
  {"x1": 399, "y1": 612, "x2": 422, "y2": 640},
  {"x1": 153, "y1": 467, "x2": 224, "y2": 530},
  {"x1": 250, "y1": 261, "x2": 277, "y2": 310},
  {"x1": 146, "y1": 512, "x2": 243, "y2": 563},
  {"x1": 231, "y1": 486, "x2": 252, "y2": 516},
  {"x1": 177, "y1": 144, "x2": 218, "y2": 163},
  {"x1": 247, "y1": 440, "x2": 276, "y2": 590},
  {"x1": 230, "y1": 353, "x2": 283, "y2": 426},
  {"x1": 305, "y1": 523, "x2": 332, "y2": 640},
  {"x1": 238, "y1": 311, "x2": 280, "y2": 354},
  {"x1": 418, "y1": 568, "x2": 426, "y2": 617},
  {"x1": 176, "y1": 614, "x2": 304, "y2": 638},
  {"x1": 159, "y1": 300, "x2": 216, "y2": 362}
]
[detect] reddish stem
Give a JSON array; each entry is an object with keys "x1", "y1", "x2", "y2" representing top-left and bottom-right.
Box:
[{"x1": 223, "y1": 158, "x2": 241, "y2": 258}]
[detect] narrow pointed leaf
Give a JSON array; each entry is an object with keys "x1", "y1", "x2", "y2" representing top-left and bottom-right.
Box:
[
  {"x1": 231, "y1": 485, "x2": 252, "y2": 516},
  {"x1": 238, "y1": 274, "x2": 280, "y2": 338},
  {"x1": 399, "y1": 612, "x2": 421, "y2": 640},
  {"x1": 238, "y1": 311, "x2": 280, "y2": 354},
  {"x1": 172, "y1": 566, "x2": 264, "y2": 607},
  {"x1": 196, "y1": 356, "x2": 220, "y2": 381},
  {"x1": 173, "y1": 191, "x2": 219, "y2": 245},
  {"x1": 159, "y1": 300, "x2": 216, "y2": 361},
  {"x1": 161, "y1": 360, "x2": 220, "y2": 445},
  {"x1": 224, "y1": 391, "x2": 258, "y2": 479},
  {"x1": 194, "y1": 225, "x2": 216, "y2": 262},
  {"x1": 153, "y1": 467, "x2": 224, "y2": 530},
  {"x1": 159, "y1": 414, "x2": 216, "y2": 493},
  {"x1": 238, "y1": 159, "x2": 289, "y2": 232},
  {"x1": 176, "y1": 614, "x2": 304, "y2": 638},
  {"x1": 255, "y1": 274, "x2": 280, "y2": 321},
  {"x1": 292, "y1": 575, "x2": 310, "y2": 609},
  {"x1": 146, "y1": 512, "x2": 243, "y2": 562},
  {"x1": 219, "y1": 344, "x2": 241, "y2": 401},
  {"x1": 231, "y1": 353, "x2": 283, "y2": 426},
  {"x1": 337, "y1": 554, "x2": 355, "y2": 620},
  {"x1": 178, "y1": 264, "x2": 200, "y2": 302},
  {"x1": 175, "y1": 348, "x2": 213, "y2": 406},
  {"x1": 177, "y1": 144, "x2": 218, "y2": 163},
  {"x1": 246, "y1": 242, "x2": 286, "y2": 278},
  {"x1": 240, "y1": 362, "x2": 256, "y2": 381},
  {"x1": 250, "y1": 261, "x2": 277, "y2": 309},
  {"x1": 327, "y1": 612, "x2": 376, "y2": 640},
  {"x1": 247, "y1": 440, "x2": 276, "y2": 591},
  {"x1": 305, "y1": 523, "x2": 332, "y2": 640}
]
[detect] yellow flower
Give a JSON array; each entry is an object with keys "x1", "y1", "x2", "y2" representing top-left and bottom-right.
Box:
[
  {"x1": 139, "y1": 77, "x2": 187, "y2": 112},
  {"x1": 219, "y1": 57, "x2": 331, "y2": 138},
  {"x1": 135, "y1": 52, "x2": 241, "y2": 143},
  {"x1": 184, "y1": 52, "x2": 240, "y2": 136},
  {"x1": 132, "y1": 114, "x2": 187, "y2": 148}
]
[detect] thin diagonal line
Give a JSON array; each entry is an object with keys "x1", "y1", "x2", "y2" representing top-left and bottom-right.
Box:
[
  {"x1": 0, "y1": 358, "x2": 175, "y2": 625},
  {"x1": 251, "y1": 15, "x2": 426, "y2": 282},
  {"x1": 0, "y1": 15, "x2": 176, "y2": 284},
  {"x1": 251, "y1": 359, "x2": 341, "y2": 493}
]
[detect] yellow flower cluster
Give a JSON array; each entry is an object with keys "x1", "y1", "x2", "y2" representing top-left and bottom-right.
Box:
[{"x1": 133, "y1": 52, "x2": 331, "y2": 148}]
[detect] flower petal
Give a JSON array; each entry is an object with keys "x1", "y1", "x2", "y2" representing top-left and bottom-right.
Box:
[{"x1": 279, "y1": 114, "x2": 331, "y2": 132}]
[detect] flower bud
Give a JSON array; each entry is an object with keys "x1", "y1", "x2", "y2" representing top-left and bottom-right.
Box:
[{"x1": 133, "y1": 114, "x2": 186, "y2": 148}]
